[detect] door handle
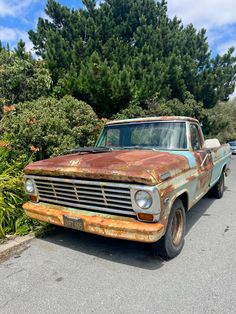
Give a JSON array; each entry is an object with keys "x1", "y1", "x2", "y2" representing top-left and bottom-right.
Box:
[{"x1": 201, "y1": 151, "x2": 212, "y2": 167}]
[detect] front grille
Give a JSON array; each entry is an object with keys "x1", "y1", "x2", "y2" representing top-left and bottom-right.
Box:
[{"x1": 30, "y1": 176, "x2": 135, "y2": 216}]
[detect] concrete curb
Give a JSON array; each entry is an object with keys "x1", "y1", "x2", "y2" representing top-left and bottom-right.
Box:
[{"x1": 0, "y1": 234, "x2": 35, "y2": 263}]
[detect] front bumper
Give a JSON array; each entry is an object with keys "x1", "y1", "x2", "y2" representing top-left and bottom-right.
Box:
[{"x1": 23, "y1": 202, "x2": 165, "y2": 243}]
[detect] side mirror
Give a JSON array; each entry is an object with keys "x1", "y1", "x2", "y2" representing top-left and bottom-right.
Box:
[{"x1": 204, "y1": 139, "x2": 221, "y2": 149}]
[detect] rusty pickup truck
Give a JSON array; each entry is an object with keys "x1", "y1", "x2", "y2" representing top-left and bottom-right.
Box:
[{"x1": 23, "y1": 116, "x2": 231, "y2": 259}]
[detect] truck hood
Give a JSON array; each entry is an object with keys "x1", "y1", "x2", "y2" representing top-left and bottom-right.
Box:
[{"x1": 24, "y1": 150, "x2": 190, "y2": 185}]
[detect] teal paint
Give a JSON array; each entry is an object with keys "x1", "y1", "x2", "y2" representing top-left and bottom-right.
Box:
[
  {"x1": 210, "y1": 152, "x2": 231, "y2": 187},
  {"x1": 210, "y1": 161, "x2": 223, "y2": 187},
  {"x1": 168, "y1": 151, "x2": 196, "y2": 169}
]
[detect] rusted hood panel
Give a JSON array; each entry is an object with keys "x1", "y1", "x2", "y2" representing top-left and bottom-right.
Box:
[{"x1": 24, "y1": 150, "x2": 190, "y2": 185}]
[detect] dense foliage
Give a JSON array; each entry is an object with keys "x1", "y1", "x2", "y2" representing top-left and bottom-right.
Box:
[
  {"x1": 0, "y1": 95, "x2": 101, "y2": 238},
  {"x1": 0, "y1": 41, "x2": 52, "y2": 112},
  {"x1": 0, "y1": 95, "x2": 102, "y2": 159},
  {"x1": 29, "y1": 0, "x2": 236, "y2": 117},
  {"x1": 204, "y1": 99, "x2": 236, "y2": 142},
  {"x1": 112, "y1": 92, "x2": 205, "y2": 120},
  {"x1": 0, "y1": 146, "x2": 41, "y2": 238}
]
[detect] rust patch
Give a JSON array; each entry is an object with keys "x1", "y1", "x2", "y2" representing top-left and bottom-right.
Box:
[
  {"x1": 24, "y1": 150, "x2": 190, "y2": 185},
  {"x1": 193, "y1": 150, "x2": 212, "y2": 192},
  {"x1": 23, "y1": 202, "x2": 165, "y2": 243},
  {"x1": 107, "y1": 116, "x2": 199, "y2": 125},
  {"x1": 160, "y1": 184, "x2": 175, "y2": 199},
  {"x1": 186, "y1": 175, "x2": 196, "y2": 181}
]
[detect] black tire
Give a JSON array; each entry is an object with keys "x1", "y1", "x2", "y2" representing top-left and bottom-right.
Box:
[
  {"x1": 155, "y1": 199, "x2": 186, "y2": 260},
  {"x1": 211, "y1": 171, "x2": 224, "y2": 199}
]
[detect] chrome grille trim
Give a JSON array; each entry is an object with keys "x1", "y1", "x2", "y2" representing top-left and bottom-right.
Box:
[{"x1": 25, "y1": 175, "x2": 135, "y2": 216}]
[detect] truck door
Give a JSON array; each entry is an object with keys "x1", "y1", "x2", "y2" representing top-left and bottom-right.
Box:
[{"x1": 190, "y1": 123, "x2": 212, "y2": 200}]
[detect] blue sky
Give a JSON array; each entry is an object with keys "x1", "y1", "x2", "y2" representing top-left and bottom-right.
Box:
[{"x1": 0, "y1": 0, "x2": 235, "y2": 57}]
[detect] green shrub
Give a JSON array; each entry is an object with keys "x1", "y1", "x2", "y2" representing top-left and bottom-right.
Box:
[
  {"x1": 111, "y1": 101, "x2": 146, "y2": 120},
  {"x1": 0, "y1": 95, "x2": 102, "y2": 159},
  {"x1": 0, "y1": 147, "x2": 41, "y2": 238},
  {"x1": 112, "y1": 92, "x2": 205, "y2": 121},
  {"x1": 0, "y1": 43, "x2": 52, "y2": 110},
  {"x1": 145, "y1": 92, "x2": 205, "y2": 121},
  {"x1": 203, "y1": 100, "x2": 236, "y2": 142},
  {"x1": 0, "y1": 96, "x2": 103, "y2": 238}
]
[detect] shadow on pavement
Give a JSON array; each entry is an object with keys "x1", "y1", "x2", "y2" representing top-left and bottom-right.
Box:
[
  {"x1": 39, "y1": 185, "x2": 230, "y2": 270},
  {"x1": 185, "y1": 196, "x2": 215, "y2": 235},
  {"x1": 40, "y1": 226, "x2": 166, "y2": 270},
  {"x1": 186, "y1": 184, "x2": 230, "y2": 235}
]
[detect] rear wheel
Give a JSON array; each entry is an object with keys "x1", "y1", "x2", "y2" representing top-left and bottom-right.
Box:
[
  {"x1": 155, "y1": 199, "x2": 186, "y2": 259},
  {"x1": 211, "y1": 171, "x2": 224, "y2": 199}
]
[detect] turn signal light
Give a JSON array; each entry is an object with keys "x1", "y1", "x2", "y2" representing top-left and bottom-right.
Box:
[
  {"x1": 137, "y1": 213, "x2": 153, "y2": 222},
  {"x1": 30, "y1": 195, "x2": 38, "y2": 202}
]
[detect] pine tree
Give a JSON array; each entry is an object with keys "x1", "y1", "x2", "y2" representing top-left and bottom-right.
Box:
[
  {"x1": 14, "y1": 40, "x2": 27, "y2": 59},
  {"x1": 29, "y1": 0, "x2": 236, "y2": 117}
]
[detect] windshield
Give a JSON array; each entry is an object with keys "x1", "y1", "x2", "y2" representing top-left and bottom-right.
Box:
[{"x1": 96, "y1": 122, "x2": 187, "y2": 150}]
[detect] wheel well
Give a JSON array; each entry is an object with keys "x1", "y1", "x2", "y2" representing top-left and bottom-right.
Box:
[
  {"x1": 178, "y1": 192, "x2": 189, "y2": 212},
  {"x1": 223, "y1": 164, "x2": 227, "y2": 172}
]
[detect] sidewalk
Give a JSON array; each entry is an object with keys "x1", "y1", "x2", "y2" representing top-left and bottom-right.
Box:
[{"x1": 0, "y1": 234, "x2": 34, "y2": 263}]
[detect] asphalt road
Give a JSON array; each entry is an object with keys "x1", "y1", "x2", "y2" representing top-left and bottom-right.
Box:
[{"x1": 1, "y1": 157, "x2": 236, "y2": 314}]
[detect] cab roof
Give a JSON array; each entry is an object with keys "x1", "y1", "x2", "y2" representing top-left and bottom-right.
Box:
[{"x1": 106, "y1": 116, "x2": 199, "y2": 125}]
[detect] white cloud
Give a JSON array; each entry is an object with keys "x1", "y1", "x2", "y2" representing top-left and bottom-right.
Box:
[
  {"x1": 0, "y1": 26, "x2": 33, "y2": 51},
  {"x1": 229, "y1": 89, "x2": 236, "y2": 99},
  {"x1": 168, "y1": 0, "x2": 236, "y2": 29},
  {"x1": 217, "y1": 40, "x2": 236, "y2": 55},
  {"x1": 0, "y1": 1, "x2": 12, "y2": 16},
  {"x1": 0, "y1": 27, "x2": 18, "y2": 41},
  {"x1": 22, "y1": 35, "x2": 34, "y2": 52},
  {"x1": 0, "y1": 0, "x2": 40, "y2": 17},
  {"x1": 168, "y1": 0, "x2": 236, "y2": 55},
  {"x1": 96, "y1": 0, "x2": 104, "y2": 8}
]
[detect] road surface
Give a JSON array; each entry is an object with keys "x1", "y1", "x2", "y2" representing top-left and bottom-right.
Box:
[{"x1": 0, "y1": 156, "x2": 236, "y2": 314}]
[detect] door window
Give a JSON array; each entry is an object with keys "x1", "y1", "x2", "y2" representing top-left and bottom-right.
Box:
[{"x1": 190, "y1": 124, "x2": 202, "y2": 151}]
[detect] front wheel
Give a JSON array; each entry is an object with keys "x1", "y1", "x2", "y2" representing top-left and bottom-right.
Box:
[{"x1": 155, "y1": 199, "x2": 186, "y2": 260}]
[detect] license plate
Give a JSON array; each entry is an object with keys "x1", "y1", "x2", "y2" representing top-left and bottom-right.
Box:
[{"x1": 63, "y1": 216, "x2": 84, "y2": 231}]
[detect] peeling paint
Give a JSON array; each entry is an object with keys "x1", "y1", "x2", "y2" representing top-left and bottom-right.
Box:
[
  {"x1": 22, "y1": 118, "x2": 231, "y2": 244},
  {"x1": 24, "y1": 150, "x2": 190, "y2": 185},
  {"x1": 23, "y1": 202, "x2": 165, "y2": 243}
]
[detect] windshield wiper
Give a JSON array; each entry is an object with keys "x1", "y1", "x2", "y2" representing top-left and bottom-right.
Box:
[
  {"x1": 65, "y1": 146, "x2": 113, "y2": 154},
  {"x1": 116, "y1": 146, "x2": 187, "y2": 151},
  {"x1": 118, "y1": 146, "x2": 156, "y2": 151}
]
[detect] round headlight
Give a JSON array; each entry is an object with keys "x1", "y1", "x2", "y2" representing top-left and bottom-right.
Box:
[
  {"x1": 25, "y1": 179, "x2": 35, "y2": 193},
  {"x1": 135, "y1": 190, "x2": 152, "y2": 209}
]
